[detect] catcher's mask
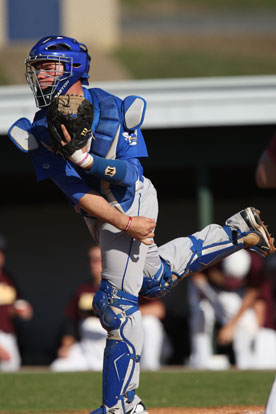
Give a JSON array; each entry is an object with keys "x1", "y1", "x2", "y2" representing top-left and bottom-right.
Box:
[{"x1": 25, "y1": 35, "x2": 91, "y2": 108}]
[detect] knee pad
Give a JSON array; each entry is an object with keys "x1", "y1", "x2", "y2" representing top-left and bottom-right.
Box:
[
  {"x1": 93, "y1": 289, "x2": 121, "y2": 331},
  {"x1": 140, "y1": 258, "x2": 182, "y2": 298},
  {"x1": 93, "y1": 280, "x2": 139, "y2": 331}
]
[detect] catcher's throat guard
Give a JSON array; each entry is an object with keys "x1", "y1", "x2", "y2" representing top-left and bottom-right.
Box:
[{"x1": 8, "y1": 118, "x2": 38, "y2": 152}]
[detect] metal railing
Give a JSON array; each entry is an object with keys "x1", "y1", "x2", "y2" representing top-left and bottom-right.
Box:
[{"x1": 1, "y1": 75, "x2": 276, "y2": 134}]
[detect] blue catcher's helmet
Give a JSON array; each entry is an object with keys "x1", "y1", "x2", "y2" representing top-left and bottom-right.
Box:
[{"x1": 25, "y1": 35, "x2": 91, "y2": 108}]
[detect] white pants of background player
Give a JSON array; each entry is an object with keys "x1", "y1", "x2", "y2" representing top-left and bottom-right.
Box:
[
  {"x1": 0, "y1": 330, "x2": 21, "y2": 371},
  {"x1": 140, "y1": 315, "x2": 166, "y2": 371},
  {"x1": 188, "y1": 285, "x2": 259, "y2": 369},
  {"x1": 50, "y1": 315, "x2": 165, "y2": 372},
  {"x1": 50, "y1": 317, "x2": 107, "y2": 372}
]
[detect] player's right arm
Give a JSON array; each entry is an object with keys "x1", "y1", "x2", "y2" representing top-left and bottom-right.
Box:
[
  {"x1": 24, "y1": 128, "x2": 155, "y2": 243},
  {"x1": 78, "y1": 191, "x2": 155, "y2": 244}
]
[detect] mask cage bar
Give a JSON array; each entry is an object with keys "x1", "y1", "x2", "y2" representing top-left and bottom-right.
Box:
[{"x1": 25, "y1": 55, "x2": 73, "y2": 107}]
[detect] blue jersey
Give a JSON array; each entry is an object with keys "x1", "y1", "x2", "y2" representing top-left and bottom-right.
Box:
[{"x1": 30, "y1": 87, "x2": 149, "y2": 213}]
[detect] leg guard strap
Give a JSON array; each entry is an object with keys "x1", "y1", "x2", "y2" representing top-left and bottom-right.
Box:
[
  {"x1": 93, "y1": 280, "x2": 139, "y2": 330},
  {"x1": 140, "y1": 258, "x2": 181, "y2": 298},
  {"x1": 100, "y1": 279, "x2": 138, "y2": 310},
  {"x1": 185, "y1": 226, "x2": 244, "y2": 275},
  {"x1": 189, "y1": 235, "x2": 204, "y2": 257}
]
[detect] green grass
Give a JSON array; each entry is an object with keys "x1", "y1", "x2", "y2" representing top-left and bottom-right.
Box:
[
  {"x1": 114, "y1": 47, "x2": 276, "y2": 79},
  {"x1": 0, "y1": 371, "x2": 102, "y2": 412},
  {"x1": 0, "y1": 370, "x2": 274, "y2": 413},
  {"x1": 121, "y1": 0, "x2": 276, "y2": 11}
]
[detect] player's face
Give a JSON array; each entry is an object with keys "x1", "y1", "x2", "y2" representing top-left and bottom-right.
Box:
[{"x1": 34, "y1": 61, "x2": 64, "y2": 89}]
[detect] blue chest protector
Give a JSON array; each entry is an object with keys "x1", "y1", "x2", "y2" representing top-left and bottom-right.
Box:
[
  {"x1": 88, "y1": 88, "x2": 121, "y2": 158},
  {"x1": 84, "y1": 87, "x2": 148, "y2": 159}
]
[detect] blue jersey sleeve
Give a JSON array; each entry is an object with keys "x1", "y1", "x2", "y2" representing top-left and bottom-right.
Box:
[
  {"x1": 31, "y1": 147, "x2": 92, "y2": 204},
  {"x1": 51, "y1": 171, "x2": 94, "y2": 205}
]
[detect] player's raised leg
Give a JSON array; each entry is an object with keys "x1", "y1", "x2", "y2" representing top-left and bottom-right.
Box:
[{"x1": 141, "y1": 207, "x2": 275, "y2": 298}]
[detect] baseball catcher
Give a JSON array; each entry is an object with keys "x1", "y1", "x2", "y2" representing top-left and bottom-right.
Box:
[{"x1": 8, "y1": 35, "x2": 276, "y2": 414}]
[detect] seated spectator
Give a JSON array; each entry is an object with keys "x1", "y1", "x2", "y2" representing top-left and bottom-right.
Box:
[
  {"x1": 253, "y1": 252, "x2": 276, "y2": 369},
  {"x1": 50, "y1": 245, "x2": 106, "y2": 371},
  {"x1": 188, "y1": 249, "x2": 276, "y2": 369},
  {"x1": 51, "y1": 245, "x2": 167, "y2": 371},
  {"x1": 0, "y1": 234, "x2": 33, "y2": 371},
  {"x1": 139, "y1": 296, "x2": 166, "y2": 371}
]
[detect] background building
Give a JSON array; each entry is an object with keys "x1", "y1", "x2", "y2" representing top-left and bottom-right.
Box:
[{"x1": 1, "y1": 0, "x2": 276, "y2": 365}]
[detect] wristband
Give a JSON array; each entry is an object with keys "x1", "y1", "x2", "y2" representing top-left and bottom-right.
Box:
[
  {"x1": 70, "y1": 150, "x2": 93, "y2": 169},
  {"x1": 124, "y1": 216, "x2": 132, "y2": 232}
]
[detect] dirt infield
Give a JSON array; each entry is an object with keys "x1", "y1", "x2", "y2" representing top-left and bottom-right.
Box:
[
  {"x1": 150, "y1": 407, "x2": 265, "y2": 414},
  {"x1": 0, "y1": 407, "x2": 265, "y2": 414}
]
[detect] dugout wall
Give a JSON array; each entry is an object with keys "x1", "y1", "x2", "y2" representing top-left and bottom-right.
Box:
[
  {"x1": 1, "y1": 122, "x2": 276, "y2": 364},
  {"x1": 1, "y1": 76, "x2": 276, "y2": 364}
]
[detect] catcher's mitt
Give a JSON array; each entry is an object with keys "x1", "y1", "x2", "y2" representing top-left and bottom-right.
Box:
[{"x1": 46, "y1": 94, "x2": 94, "y2": 159}]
